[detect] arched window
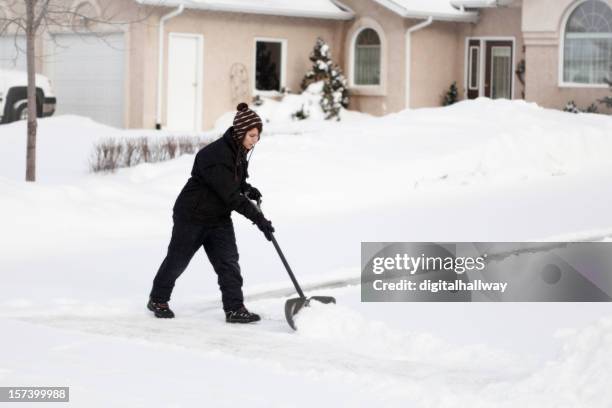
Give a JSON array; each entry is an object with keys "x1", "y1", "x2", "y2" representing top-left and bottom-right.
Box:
[
  {"x1": 354, "y1": 28, "x2": 381, "y2": 85},
  {"x1": 563, "y1": 0, "x2": 612, "y2": 84}
]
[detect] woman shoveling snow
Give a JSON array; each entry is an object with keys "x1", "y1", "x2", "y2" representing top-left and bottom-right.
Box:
[{"x1": 147, "y1": 103, "x2": 274, "y2": 323}]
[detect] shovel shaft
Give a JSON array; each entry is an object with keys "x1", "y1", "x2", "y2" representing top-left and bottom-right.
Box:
[
  {"x1": 270, "y1": 234, "x2": 306, "y2": 299},
  {"x1": 253, "y1": 199, "x2": 306, "y2": 299}
]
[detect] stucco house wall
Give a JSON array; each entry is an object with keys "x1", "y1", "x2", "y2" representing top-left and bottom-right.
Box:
[
  {"x1": 121, "y1": 0, "x2": 612, "y2": 127},
  {"x1": 339, "y1": 0, "x2": 408, "y2": 116},
  {"x1": 127, "y1": 12, "x2": 158, "y2": 129},
  {"x1": 139, "y1": 7, "x2": 344, "y2": 130},
  {"x1": 522, "y1": 0, "x2": 612, "y2": 112},
  {"x1": 3, "y1": 0, "x2": 611, "y2": 131},
  {"x1": 410, "y1": 21, "x2": 462, "y2": 108}
]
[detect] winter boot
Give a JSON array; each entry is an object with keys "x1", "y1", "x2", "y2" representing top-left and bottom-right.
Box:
[
  {"x1": 225, "y1": 305, "x2": 260, "y2": 324},
  {"x1": 147, "y1": 298, "x2": 175, "y2": 318}
]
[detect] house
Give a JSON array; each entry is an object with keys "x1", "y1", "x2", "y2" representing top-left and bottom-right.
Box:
[{"x1": 0, "y1": 0, "x2": 610, "y2": 131}]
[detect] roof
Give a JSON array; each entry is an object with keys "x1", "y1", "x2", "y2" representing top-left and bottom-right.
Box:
[
  {"x1": 135, "y1": 0, "x2": 355, "y2": 20},
  {"x1": 450, "y1": 0, "x2": 515, "y2": 9},
  {"x1": 374, "y1": 0, "x2": 478, "y2": 22}
]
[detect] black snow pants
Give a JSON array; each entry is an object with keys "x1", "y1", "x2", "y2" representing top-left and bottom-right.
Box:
[{"x1": 149, "y1": 217, "x2": 244, "y2": 312}]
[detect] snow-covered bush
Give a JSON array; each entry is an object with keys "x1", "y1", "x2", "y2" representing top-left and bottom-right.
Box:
[
  {"x1": 90, "y1": 136, "x2": 208, "y2": 173},
  {"x1": 299, "y1": 37, "x2": 349, "y2": 121},
  {"x1": 291, "y1": 105, "x2": 310, "y2": 121},
  {"x1": 563, "y1": 101, "x2": 580, "y2": 114},
  {"x1": 563, "y1": 100, "x2": 599, "y2": 114},
  {"x1": 598, "y1": 77, "x2": 612, "y2": 110}
]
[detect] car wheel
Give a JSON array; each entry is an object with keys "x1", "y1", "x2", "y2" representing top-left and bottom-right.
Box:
[{"x1": 15, "y1": 102, "x2": 28, "y2": 121}]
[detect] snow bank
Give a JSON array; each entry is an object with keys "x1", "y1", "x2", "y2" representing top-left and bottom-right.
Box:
[
  {"x1": 2, "y1": 97, "x2": 612, "y2": 406},
  {"x1": 294, "y1": 300, "x2": 612, "y2": 407},
  {"x1": 437, "y1": 98, "x2": 612, "y2": 179},
  {"x1": 213, "y1": 81, "x2": 369, "y2": 135},
  {"x1": 507, "y1": 317, "x2": 612, "y2": 407},
  {"x1": 294, "y1": 300, "x2": 521, "y2": 373},
  {"x1": 0, "y1": 114, "x2": 214, "y2": 183}
]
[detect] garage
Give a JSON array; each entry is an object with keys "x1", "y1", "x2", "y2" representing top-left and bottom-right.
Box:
[
  {"x1": 0, "y1": 35, "x2": 27, "y2": 70},
  {"x1": 47, "y1": 32, "x2": 125, "y2": 128}
]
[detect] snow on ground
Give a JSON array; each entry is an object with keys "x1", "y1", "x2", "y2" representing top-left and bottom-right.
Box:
[{"x1": 1, "y1": 97, "x2": 612, "y2": 407}]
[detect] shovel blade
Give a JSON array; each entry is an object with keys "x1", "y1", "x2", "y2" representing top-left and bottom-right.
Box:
[{"x1": 284, "y1": 296, "x2": 336, "y2": 331}]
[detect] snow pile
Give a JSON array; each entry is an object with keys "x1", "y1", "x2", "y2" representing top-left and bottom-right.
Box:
[
  {"x1": 294, "y1": 300, "x2": 523, "y2": 374},
  {"x1": 292, "y1": 299, "x2": 612, "y2": 406},
  {"x1": 0, "y1": 115, "x2": 211, "y2": 183},
  {"x1": 2, "y1": 98, "x2": 612, "y2": 406},
  {"x1": 482, "y1": 316, "x2": 612, "y2": 407},
  {"x1": 527, "y1": 317, "x2": 612, "y2": 404},
  {"x1": 256, "y1": 81, "x2": 329, "y2": 122},
  {"x1": 437, "y1": 98, "x2": 612, "y2": 179},
  {"x1": 213, "y1": 81, "x2": 367, "y2": 134}
]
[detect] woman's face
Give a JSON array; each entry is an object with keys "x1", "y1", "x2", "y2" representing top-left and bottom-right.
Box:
[{"x1": 242, "y1": 128, "x2": 260, "y2": 150}]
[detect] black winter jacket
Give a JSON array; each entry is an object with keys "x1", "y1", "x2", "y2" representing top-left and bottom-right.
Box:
[{"x1": 172, "y1": 127, "x2": 260, "y2": 225}]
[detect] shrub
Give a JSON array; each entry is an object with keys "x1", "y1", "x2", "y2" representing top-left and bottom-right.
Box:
[{"x1": 90, "y1": 135, "x2": 209, "y2": 173}]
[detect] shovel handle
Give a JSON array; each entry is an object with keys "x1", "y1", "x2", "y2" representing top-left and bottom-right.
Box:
[
  {"x1": 254, "y1": 199, "x2": 306, "y2": 299},
  {"x1": 270, "y1": 234, "x2": 306, "y2": 299}
]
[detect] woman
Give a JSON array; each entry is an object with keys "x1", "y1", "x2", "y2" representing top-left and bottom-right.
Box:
[{"x1": 148, "y1": 103, "x2": 274, "y2": 324}]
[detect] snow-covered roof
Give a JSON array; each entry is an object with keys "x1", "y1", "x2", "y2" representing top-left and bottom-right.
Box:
[
  {"x1": 135, "y1": 0, "x2": 355, "y2": 20},
  {"x1": 450, "y1": 0, "x2": 515, "y2": 9},
  {"x1": 374, "y1": 0, "x2": 478, "y2": 22}
]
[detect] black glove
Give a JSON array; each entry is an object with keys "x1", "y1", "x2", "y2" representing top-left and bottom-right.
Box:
[
  {"x1": 245, "y1": 186, "x2": 262, "y2": 202},
  {"x1": 255, "y1": 214, "x2": 274, "y2": 241}
]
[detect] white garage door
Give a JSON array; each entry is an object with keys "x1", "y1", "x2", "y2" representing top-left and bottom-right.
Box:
[
  {"x1": 0, "y1": 35, "x2": 27, "y2": 70},
  {"x1": 48, "y1": 32, "x2": 125, "y2": 128}
]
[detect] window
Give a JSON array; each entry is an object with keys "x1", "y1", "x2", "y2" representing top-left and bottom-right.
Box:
[
  {"x1": 563, "y1": 0, "x2": 612, "y2": 85},
  {"x1": 469, "y1": 46, "x2": 479, "y2": 90},
  {"x1": 255, "y1": 40, "x2": 283, "y2": 92},
  {"x1": 354, "y1": 28, "x2": 381, "y2": 85}
]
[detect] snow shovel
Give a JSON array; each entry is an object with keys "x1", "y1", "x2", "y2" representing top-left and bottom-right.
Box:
[{"x1": 254, "y1": 199, "x2": 336, "y2": 330}]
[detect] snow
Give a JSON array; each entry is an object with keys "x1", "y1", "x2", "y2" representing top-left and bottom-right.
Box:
[
  {"x1": 134, "y1": 0, "x2": 354, "y2": 20},
  {"x1": 215, "y1": 81, "x2": 364, "y2": 131},
  {"x1": 0, "y1": 115, "x2": 210, "y2": 183},
  {"x1": 1, "y1": 97, "x2": 612, "y2": 406},
  {"x1": 374, "y1": 0, "x2": 478, "y2": 21},
  {"x1": 450, "y1": 0, "x2": 515, "y2": 9},
  {"x1": 0, "y1": 69, "x2": 54, "y2": 97}
]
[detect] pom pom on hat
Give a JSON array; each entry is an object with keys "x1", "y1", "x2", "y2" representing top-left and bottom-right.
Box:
[{"x1": 233, "y1": 102, "x2": 263, "y2": 141}]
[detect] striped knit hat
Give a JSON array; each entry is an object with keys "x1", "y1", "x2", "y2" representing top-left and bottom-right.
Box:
[{"x1": 233, "y1": 102, "x2": 263, "y2": 141}]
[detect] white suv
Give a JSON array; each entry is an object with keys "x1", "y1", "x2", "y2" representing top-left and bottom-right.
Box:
[{"x1": 0, "y1": 69, "x2": 57, "y2": 124}]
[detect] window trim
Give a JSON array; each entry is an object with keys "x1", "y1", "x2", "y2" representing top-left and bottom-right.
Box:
[
  {"x1": 252, "y1": 37, "x2": 287, "y2": 96},
  {"x1": 347, "y1": 19, "x2": 386, "y2": 96},
  {"x1": 558, "y1": 0, "x2": 612, "y2": 89},
  {"x1": 351, "y1": 27, "x2": 382, "y2": 87}
]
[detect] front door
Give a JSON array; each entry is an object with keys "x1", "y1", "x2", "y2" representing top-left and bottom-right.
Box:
[
  {"x1": 167, "y1": 33, "x2": 203, "y2": 132},
  {"x1": 484, "y1": 41, "x2": 513, "y2": 99}
]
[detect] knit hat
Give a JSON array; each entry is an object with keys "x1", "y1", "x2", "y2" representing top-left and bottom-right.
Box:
[{"x1": 233, "y1": 102, "x2": 263, "y2": 141}]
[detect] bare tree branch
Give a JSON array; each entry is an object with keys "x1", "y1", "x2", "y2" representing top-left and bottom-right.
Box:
[
  {"x1": 33, "y1": 0, "x2": 52, "y2": 31},
  {"x1": 0, "y1": 0, "x2": 160, "y2": 181}
]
